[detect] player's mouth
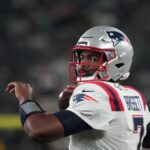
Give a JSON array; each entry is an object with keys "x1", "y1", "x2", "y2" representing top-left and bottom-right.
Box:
[
  {"x1": 79, "y1": 69, "x2": 95, "y2": 77},
  {"x1": 80, "y1": 72, "x2": 88, "y2": 77}
]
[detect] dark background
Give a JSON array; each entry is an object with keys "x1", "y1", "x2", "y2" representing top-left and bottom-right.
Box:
[{"x1": 0, "y1": 0, "x2": 150, "y2": 149}]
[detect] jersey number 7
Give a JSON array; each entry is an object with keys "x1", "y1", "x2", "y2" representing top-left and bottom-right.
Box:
[{"x1": 133, "y1": 115, "x2": 145, "y2": 150}]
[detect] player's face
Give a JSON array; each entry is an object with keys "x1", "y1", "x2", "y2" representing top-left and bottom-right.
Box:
[{"x1": 78, "y1": 50, "x2": 102, "y2": 77}]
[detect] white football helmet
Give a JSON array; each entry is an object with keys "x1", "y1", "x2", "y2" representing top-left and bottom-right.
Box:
[{"x1": 68, "y1": 26, "x2": 134, "y2": 82}]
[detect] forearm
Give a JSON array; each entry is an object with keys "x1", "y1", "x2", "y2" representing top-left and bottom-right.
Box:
[
  {"x1": 23, "y1": 113, "x2": 64, "y2": 142},
  {"x1": 23, "y1": 109, "x2": 92, "y2": 143},
  {"x1": 19, "y1": 100, "x2": 65, "y2": 142}
]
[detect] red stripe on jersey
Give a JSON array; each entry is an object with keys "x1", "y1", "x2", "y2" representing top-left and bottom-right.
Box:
[
  {"x1": 101, "y1": 82, "x2": 124, "y2": 111},
  {"x1": 124, "y1": 86, "x2": 146, "y2": 110},
  {"x1": 84, "y1": 95, "x2": 98, "y2": 102},
  {"x1": 88, "y1": 81, "x2": 124, "y2": 111}
]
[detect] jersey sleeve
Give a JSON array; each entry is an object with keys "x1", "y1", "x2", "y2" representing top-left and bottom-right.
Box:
[{"x1": 67, "y1": 83, "x2": 114, "y2": 130}]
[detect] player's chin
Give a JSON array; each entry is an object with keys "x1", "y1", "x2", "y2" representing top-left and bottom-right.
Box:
[
  {"x1": 80, "y1": 72, "x2": 94, "y2": 77},
  {"x1": 80, "y1": 73, "x2": 88, "y2": 77}
]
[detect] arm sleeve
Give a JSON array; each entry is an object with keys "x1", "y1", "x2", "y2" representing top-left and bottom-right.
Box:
[
  {"x1": 67, "y1": 83, "x2": 114, "y2": 130},
  {"x1": 53, "y1": 110, "x2": 91, "y2": 136}
]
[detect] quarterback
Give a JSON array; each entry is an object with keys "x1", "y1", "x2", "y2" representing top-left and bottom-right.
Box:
[{"x1": 5, "y1": 26, "x2": 150, "y2": 150}]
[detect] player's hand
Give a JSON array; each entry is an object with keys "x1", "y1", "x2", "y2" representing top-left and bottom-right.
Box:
[
  {"x1": 58, "y1": 85, "x2": 77, "y2": 110},
  {"x1": 5, "y1": 82, "x2": 33, "y2": 104}
]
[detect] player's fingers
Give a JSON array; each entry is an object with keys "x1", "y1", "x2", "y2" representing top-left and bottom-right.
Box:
[
  {"x1": 5, "y1": 86, "x2": 9, "y2": 92},
  {"x1": 5, "y1": 83, "x2": 16, "y2": 92},
  {"x1": 60, "y1": 85, "x2": 77, "y2": 95},
  {"x1": 65, "y1": 85, "x2": 77, "y2": 92},
  {"x1": 27, "y1": 83, "x2": 32, "y2": 88},
  {"x1": 27, "y1": 83, "x2": 33, "y2": 93},
  {"x1": 5, "y1": 85, "x2": 15, "y2": 93},
  {"x1": 66, "y1": 85, "x2": 77, "y2": 89},
  {"x1": 7, "y1": 82, "x2": 17, "y2": 86},
  {"x1": 64, "y1": 88, "x2": 73, "y2": 93},
  {"x1": 8, "y1": 87, "x2": 15, "y2": 93}
]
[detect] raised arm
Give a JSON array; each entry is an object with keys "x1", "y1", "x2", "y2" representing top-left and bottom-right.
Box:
[
  {"x1": 5, "y1": 82, "x2": 90, "y2": 142},
  {"x1": 5, "y1": 82, "x2": 64, "y2": 142}
]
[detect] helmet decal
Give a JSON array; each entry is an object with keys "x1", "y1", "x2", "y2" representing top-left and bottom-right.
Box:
[{"x1": 106, "y1": 31, "x2": 129, "y2": 47}]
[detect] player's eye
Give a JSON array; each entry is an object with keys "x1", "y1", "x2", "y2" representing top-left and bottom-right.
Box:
[
  {"x1": 90, "y1": 57, "x2": 97, "y2": 62},
  {"x1": 90, "y1": 56, "x2": 99, "y2": 62},
  {"x1": 80, "y1": 55, "x2": 84, "y2": 60}
]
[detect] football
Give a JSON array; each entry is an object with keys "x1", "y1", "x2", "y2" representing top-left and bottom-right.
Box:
[{"x1": 58, "y1": 85, "x2": 77, "y2": 110}]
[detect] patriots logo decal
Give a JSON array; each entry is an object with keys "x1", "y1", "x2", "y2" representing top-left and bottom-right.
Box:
[
  {"x1": 106, "y1": 31, "x2": 129, "y2": 47},
  {"x1": 73, "y1": 94, "x2": 98, "y2": 103}
]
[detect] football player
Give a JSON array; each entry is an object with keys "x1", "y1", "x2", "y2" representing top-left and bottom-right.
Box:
[{"x1": 6, "y1": 26, "x2": 150, "y2": 150}]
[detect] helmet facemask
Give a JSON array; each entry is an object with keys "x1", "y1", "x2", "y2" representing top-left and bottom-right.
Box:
[{"x1": 68, "y1": 46, "x2": 115, "y2": 82}]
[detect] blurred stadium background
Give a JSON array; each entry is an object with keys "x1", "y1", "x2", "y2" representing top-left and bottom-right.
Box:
[{"x1": 0, "y1": 0, "x2": 150, "y2": 149}]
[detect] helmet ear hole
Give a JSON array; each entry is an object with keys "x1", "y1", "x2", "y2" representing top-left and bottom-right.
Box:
[{"x1": 115, "y1": 63, "x2": 124, "y2": 68}]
